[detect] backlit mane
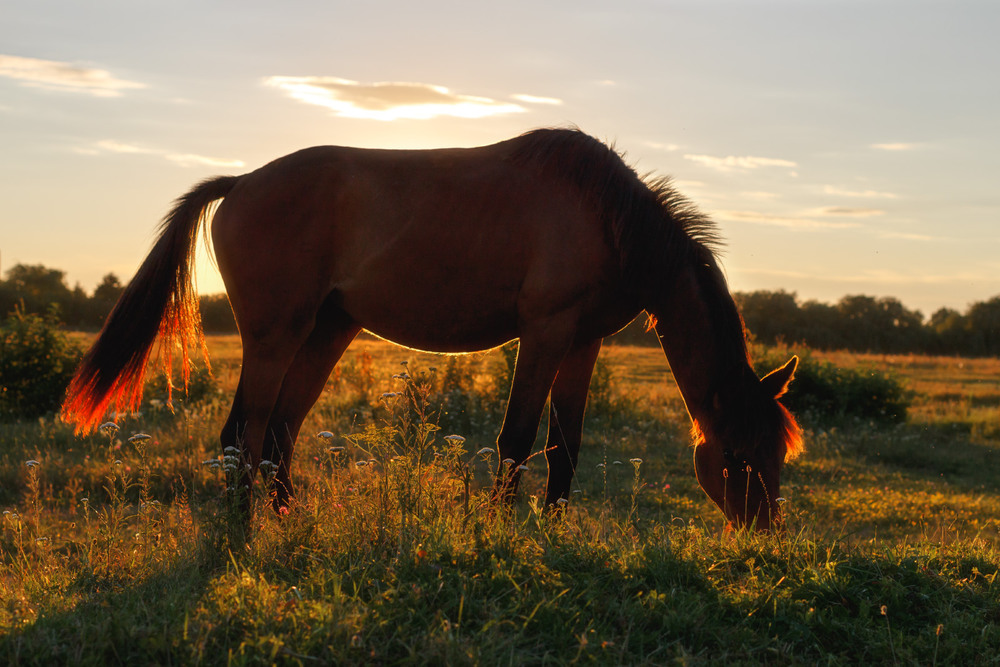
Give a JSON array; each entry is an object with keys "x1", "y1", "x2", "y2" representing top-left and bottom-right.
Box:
[
  {"x1": 508, "y1": 128, "x2": 745, "y2": 362},
  {"x1": 508, "y1": 128, "x2": 802, "y2": 462}
]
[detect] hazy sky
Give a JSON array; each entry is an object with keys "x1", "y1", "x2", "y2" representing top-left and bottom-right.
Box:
[{"x1": 2, "y1": 1, "x2": 998, "y2": 317}]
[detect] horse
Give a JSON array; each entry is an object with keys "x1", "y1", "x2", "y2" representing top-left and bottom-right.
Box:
[{"x1": 62, "y1": 128, "x2": 803, "y2": 531}]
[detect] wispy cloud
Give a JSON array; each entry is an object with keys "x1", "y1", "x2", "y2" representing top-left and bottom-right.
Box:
[
  {"x1": 83, "y1": 140, "x2": 244, "y2": 168},
  {"x1": 644, "y1": 141, "x2": 680, "y2": 152},
  {"x1": 824, "y1": 185, "x2": 898, "y2": 199},
  {"x1": 743, "y1": 267, "x2": 983, "y2": 286},
  {"x1": 717, "y1": 210, "x2": 860, "y2": 231},
  {"x1": 264, "y1": 76, "x2": 526, "y2": 121},
  {"x1": 813, "y1": 206, "x2": 885, "y2": 218},
  {"x1": 0, "y1": 54, "x2": 145, "y2": 97},
  {"x1": 684, "y1": 154, "x2": 797, "y2": 173},
  {"x1": 741, "y1": 191, "x2": 780, "y2": 201},
  {"x1": 876, "y1": 231, "x2": 939, "y2": 242},
  {"x1": 510, "y1": 93, "x2": 562, "y2": 105},
  {"x1": 871, "y1": 142, "x2": 916, "y2": 151}
]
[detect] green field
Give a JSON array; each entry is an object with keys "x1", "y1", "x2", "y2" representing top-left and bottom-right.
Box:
[{"x1": 1, "y1": 336, "x2": 998, "y2": 664}]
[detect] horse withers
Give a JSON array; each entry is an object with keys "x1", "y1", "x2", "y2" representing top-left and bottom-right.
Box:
[{"x1": 62, "y1": 128, "x2": 802, "y2": 531}]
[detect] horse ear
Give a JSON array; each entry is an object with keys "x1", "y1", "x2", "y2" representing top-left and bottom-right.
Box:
[{"x1": 760, "y1": 355, "x2": 798, "y2": 399}]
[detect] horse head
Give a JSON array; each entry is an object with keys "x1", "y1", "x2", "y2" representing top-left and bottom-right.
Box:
[{"x1": 693, "y1": 356, "x2": 802, "y2": 531}]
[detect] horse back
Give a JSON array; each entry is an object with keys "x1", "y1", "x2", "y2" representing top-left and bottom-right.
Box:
[{"x1": 211, "y1": 140, "x2": 637, "y2": 351}]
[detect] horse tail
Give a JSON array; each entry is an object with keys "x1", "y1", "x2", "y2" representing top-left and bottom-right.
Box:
[{"x1": 62, "y1": 175, "x2": 241, "y2": 434}]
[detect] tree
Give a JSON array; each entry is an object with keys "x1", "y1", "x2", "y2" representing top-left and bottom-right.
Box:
[
  {"x1": 735, "y1": 290, "x2": 802, "y2": 345},
  {"x1": 1, "y1": 264, "x2": 73, "y2": 316},
  {"x1": 87, "y1": 273, "x2": 125, "y2": 327},
  {"x1": 965, "y1": 296, "x2": 1000, "y2": 356}
]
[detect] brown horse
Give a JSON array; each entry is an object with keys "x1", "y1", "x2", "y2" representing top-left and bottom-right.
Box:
[{"x1": 62, "y1": 128, "x2": 802, "y2": 531}]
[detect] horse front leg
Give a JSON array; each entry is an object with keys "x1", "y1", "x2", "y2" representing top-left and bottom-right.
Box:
[
  {"x1": 543, "y1": 338, "x2": 602, "y2": 509},
  {"x1": 492, "y1": 327, "x2": 574, "y2": 504}
]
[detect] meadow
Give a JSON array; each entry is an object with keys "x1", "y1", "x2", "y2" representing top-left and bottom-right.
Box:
[{"x1": 1, "y1": 332, "x2": 998, "y2": 664}]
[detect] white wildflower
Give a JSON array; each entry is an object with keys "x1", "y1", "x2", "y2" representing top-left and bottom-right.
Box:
[
  {"x1": 128, "y1": 433, "x2": 152, "y2": 444},
  {"x1": 443, "y1": 434, "x2": 466, "y2": 444}
]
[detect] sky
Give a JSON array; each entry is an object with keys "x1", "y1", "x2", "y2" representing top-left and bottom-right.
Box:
[{"x1": 2, "y1": 0, "x2": 998, "y2": 318}]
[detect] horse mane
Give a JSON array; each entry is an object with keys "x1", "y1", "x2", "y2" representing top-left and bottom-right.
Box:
[
  {"x1": 508, "y1": 128, "x2": 802, "y2": 461},
  {"x1": 507, "y1": 128, "x2": 742, "y2": 357}
]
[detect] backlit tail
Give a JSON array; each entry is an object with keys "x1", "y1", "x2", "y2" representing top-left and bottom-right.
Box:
[{"x1": 62, "y1": 175, "x2": 241, "y2": 433}]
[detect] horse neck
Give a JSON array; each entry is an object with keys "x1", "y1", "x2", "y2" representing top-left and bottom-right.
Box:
[{"x1": 650, "y1": 263, "x2": 750, "y2": 427}]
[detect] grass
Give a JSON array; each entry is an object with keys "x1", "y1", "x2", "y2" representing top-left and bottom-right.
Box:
[{"x1": 1, "y1": 336, "x2": 999, "y2": 664}]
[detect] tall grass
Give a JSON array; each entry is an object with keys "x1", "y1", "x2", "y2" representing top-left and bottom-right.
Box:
[{"x1": 1, "y1": 339, "x2": 998, "y2": 663}]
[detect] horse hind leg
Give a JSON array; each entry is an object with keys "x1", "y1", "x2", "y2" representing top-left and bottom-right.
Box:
[
  {"x1": 220, "y1": 327, "x2": 314, "y2": 517},
  {"x1": 261, "y1": 303, "x2": 360, "y2": 513},
  {"x1": 543, "y1": 338, "x2": 602, "y2": 508}
]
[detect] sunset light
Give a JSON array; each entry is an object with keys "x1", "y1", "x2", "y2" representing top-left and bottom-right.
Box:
[
  {"x1": 2, "y1": 3, "x2": 1000, "y2": 662},
  {"x1": 264, "y1": 76, "x2": 528, "y2": 121}
]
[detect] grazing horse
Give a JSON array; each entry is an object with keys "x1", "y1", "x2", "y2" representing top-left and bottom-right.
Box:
[{"x1": 62, "y1": 128, "x2": 802, "y2": 531}]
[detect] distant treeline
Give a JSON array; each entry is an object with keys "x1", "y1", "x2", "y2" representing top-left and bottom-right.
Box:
[
  {"x1": 0, "y1": 264, "x2": 237, "y2": 332},
  {"x1": 612, "y1": 289, "x2": 1000, "y2": 357},
  {"x1": 2, "y1": 263, "x2": 998, "y2": 357}
]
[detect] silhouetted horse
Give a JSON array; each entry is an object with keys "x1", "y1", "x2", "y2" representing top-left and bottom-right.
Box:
[{"x1": 63, "y1": 128, "x2": 802, "y2": 530}]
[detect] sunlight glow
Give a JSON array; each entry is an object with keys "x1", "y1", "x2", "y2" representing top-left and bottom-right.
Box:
[{"x1": 264, "y1": 76, "x2": 526, "y2": 121}]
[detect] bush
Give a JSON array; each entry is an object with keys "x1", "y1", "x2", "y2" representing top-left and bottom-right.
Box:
[
  {"x1": 0, "y1": 306, "x2": 83, "y2": 421},
  {"x1": 144, "y1": 363, "x2": 219, "y2": 408},
  {"x1": 756, "y1": 349, "x2": 910, "y2": 425}
]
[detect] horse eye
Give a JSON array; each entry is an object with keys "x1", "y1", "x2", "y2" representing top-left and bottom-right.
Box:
[{"x1": 722, "y1": 448, "x2": 736, "y2": 463}]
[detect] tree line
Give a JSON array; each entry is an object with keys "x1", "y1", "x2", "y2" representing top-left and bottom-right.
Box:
[
  {"x1": 1, "y1": 263, "x2": 998, "y2": 357},
  {"x1": 734, "y1": 290, "x2": 1000, "y2": 357},
  {"x1": 0, "y1": 264, "x2": 237, "y2": 332}
]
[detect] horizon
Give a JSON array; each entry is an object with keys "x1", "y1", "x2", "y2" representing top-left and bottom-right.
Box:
[{"x1": 2, "y1": 2, "x2": 998, "y2": 317}]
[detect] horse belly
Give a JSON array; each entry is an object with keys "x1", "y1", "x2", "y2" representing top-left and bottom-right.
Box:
[{"x1": 341, "y1": 271, "x2": 522, "y2": 353}]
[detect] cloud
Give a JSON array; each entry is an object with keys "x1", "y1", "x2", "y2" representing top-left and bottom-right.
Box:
[
  {"x1": 824, "y1": 185, "x2": 898, "y2": 199},
  {"x1": 264, "y1": 76, "x2": 526, "y2": 120},
  {"x1": 683, "y1": 154, "x2": 797, "y2": 172},
  {"x1": 644, "y1": 141, "x2": 680, "y2": 152},
  {"x1": 743, "y1": 267, "x2": 982, "y2": 286},
  {"x1": 0, "y1": 54, "x2": 145, "y2": 97},
  {"x1": 717, "y1": 210, "x2": 860, "y2": 231},
  {"x1": 877, "y1": 231, "x2": 938, "y2": 242},
  {"x1": 510, "y1": 93, "x2": 562, "y2": 105},
  {"x1": 814, "y1": 207, "x2": 885, "y2": 217},
  {"x1": 741, "y1": 191, "x2": 780, "y2": 201},
  {"x1": 871, "y1": 142, "x2": 916, "y2": 151},
  {"x1": 85, "y1": 140, "x2": 244, "y2": 168}
]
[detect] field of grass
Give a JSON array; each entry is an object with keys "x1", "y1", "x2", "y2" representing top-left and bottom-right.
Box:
[{"x1": 1, "y1": 334, "x2": 999, "y2": 664}]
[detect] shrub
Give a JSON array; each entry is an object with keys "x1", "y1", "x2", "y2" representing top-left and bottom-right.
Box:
[
  {"x1": 756, "y1": 348, "x2": 910, "y2": 425},
  {"x1": 144, "y1": 363, "x2": 219, "y2": 408},
  {"x1": 0, "y1": 306, "x2": 83, "y2": 421}
]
